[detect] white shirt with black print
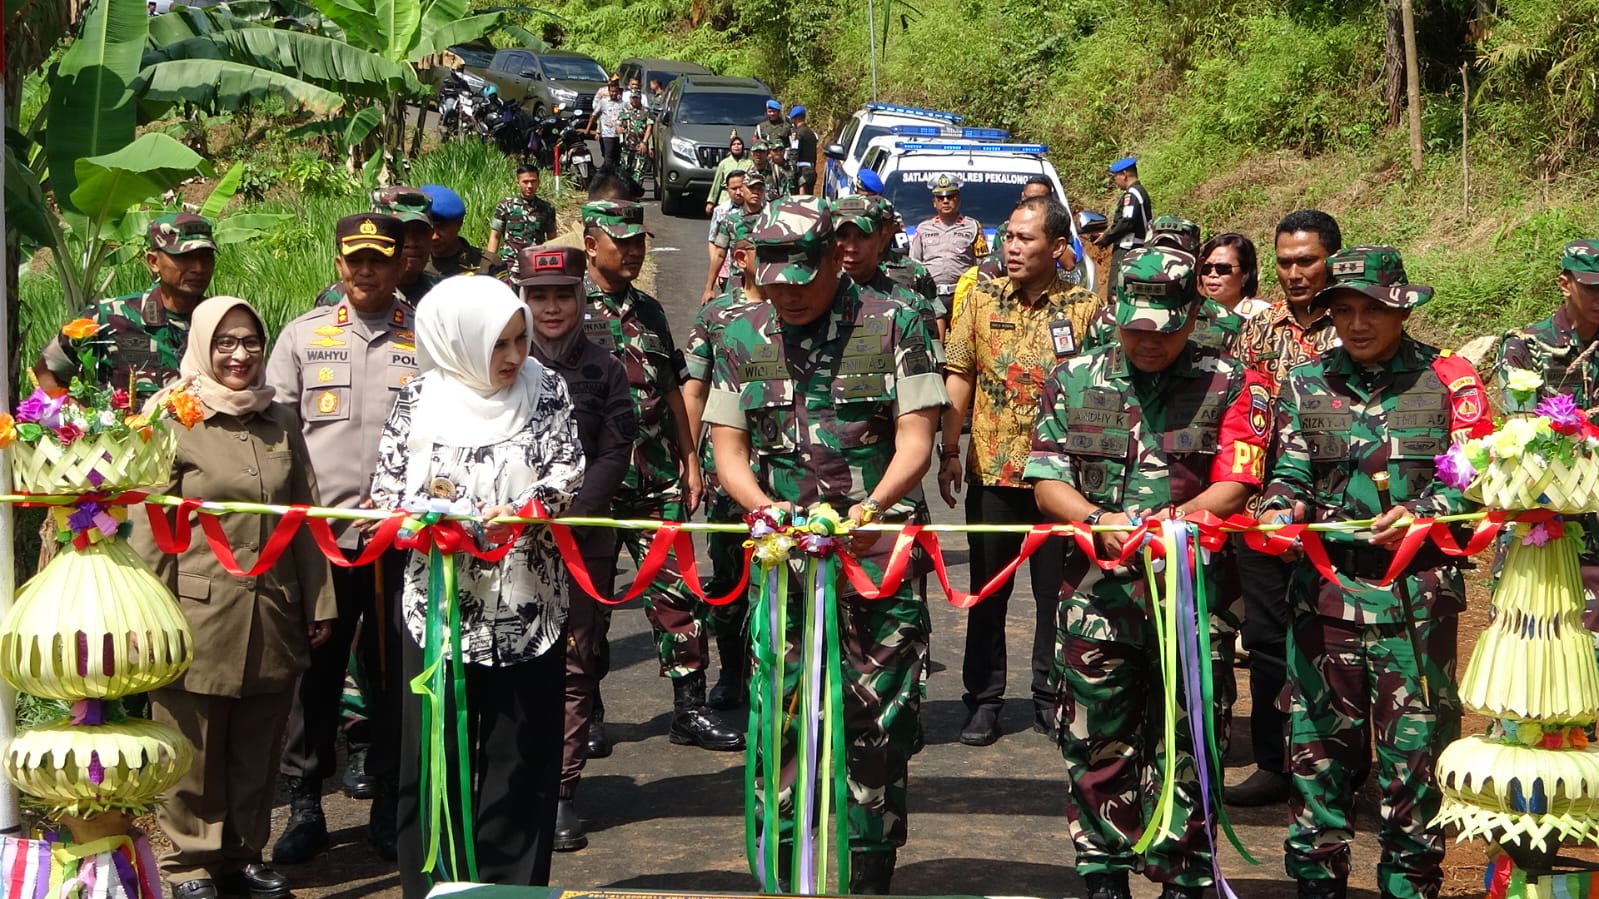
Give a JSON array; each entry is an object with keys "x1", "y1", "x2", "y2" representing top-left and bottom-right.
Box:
[{"x1": 371, "y1": 371, "x2": 586, "y2": 666}]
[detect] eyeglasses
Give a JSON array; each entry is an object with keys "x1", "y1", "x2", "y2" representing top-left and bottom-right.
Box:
[
  {"x1": 1199, "y1": 262, "x2": 1238, "y2": 276},
  {"x1": 214, "y1": 335, "x2": 266, "y2": 354}
]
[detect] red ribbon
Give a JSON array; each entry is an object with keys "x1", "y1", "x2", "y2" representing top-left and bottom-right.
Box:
[
  {"x1": 551, "y1": 522, "x2": 681, "y2": 606},
  {"x1": 198, "y1": 506, "x2": 309, "y2": 577},
  {"x1": 674, "y1": 530, "x2": 755, "y2": 607}
]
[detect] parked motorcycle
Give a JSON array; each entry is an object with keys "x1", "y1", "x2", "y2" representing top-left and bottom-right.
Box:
[
  {"x1": 484, "y1": 93, "x2": 537, "y2": 162},
  {"x1": 436, "y1": 70, "x2": 488, "y2": 141},
  {"x1": 555, "y1": 110, "x2": 595, "y2": 190}
]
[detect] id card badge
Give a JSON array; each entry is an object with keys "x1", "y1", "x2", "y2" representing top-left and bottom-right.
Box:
[{"x1": 1050, "y1": 318, "x2": 1078, "y2": 357}]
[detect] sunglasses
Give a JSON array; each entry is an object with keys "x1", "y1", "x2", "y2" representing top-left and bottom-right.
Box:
[{"x1": 1199, "y1": 262, "x2": 1238, "y2": 276}]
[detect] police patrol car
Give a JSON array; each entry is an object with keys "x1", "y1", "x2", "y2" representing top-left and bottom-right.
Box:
[
  {"x1": 857, "y1": 129, "x2": 1096, "y2": 289},
  {"x1": 820, "y1": 103, "x2": 967, "y2": 199}
]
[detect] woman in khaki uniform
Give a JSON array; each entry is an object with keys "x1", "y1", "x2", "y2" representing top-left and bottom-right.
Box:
[{"x1": 131, "y1": 297, "x2": 337, "y2": 899}]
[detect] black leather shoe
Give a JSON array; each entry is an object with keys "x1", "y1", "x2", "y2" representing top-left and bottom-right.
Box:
[
  {"x1": 1224, "y1": 768, "x2": 1291, "y2": 807},
  {"x1": 175, "y1": 879, "x2": 220, "y2": 899},
  {"x1": 708, "y1": 637, "x2": 749, "y2": 709},
  {"x1": 219, "y1": 863, "x2": 290, "y2": 899},
  {"x1": 587, "y1": 711, "x2": 612, "y2": 759},
  {"x1": 849, "y1": 849, "x2": 896, "y2": 894},
  {"x1": 959, "y1": 706, "x2": 1000, "y2": 746},
  {"x1": 368, "y1": 779, "x2": 398, "y2": 860},
  {"x1": 1084, "y1": 872, "x2": 1133, "y2": 899},
  {"x1": 271, "y1": 777, "x2": 327, "y2": 864},
  {"x1": 670, "y1": 672, "x2": 745, "y2": 751},
  {"x1": 1033, "y1": 708, "x2": 1059, "y2": 742},
  {"x1": 342, "y1": 745, "x2": 377, "y2": 799},
  {"x1": 553, "y1": 799, "x2": 588, "y2": 851}
]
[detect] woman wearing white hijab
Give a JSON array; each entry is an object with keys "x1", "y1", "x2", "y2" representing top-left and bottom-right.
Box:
[
  {"x1": 369, "y1": 276, "x2": 585, "y2": 898},
  {"x1": 131, "y1": 297, "x2": 337, "y2": 899}
]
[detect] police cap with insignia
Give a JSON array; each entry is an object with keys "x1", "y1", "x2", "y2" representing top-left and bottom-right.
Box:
[
  {"x1": 1114, "y1": 247, "x2": 1201, "y2": 333},
  {"x1": 515, "y1": 244, "x2": 586, "y2": 287},
  {"x1": 148, "y1": 212, "x2": 217, "y2": 255},
  {"x1": 1311, "y1": 245, "x2": 1434, "y2": 311},
  {"x1": 335, "y1": 213, "x2": 404, "y2": 257},
  {"x1": 929, "y1": 173, "x2": 962, "y2": 197}
]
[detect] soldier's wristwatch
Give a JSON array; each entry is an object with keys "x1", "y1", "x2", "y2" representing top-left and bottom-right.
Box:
[
  {"x1": 859, "y1": 498, "x2": 883, "y2": 524},
  {"x1": 1085, "y1": 509, "x2": 1106, "y2": 526}
]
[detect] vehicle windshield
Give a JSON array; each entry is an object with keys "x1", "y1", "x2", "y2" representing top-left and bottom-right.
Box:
[
  {"x1": 542, "y1": 57, "x2": 609, "y2": 82},
  {"x1": 883, "y1": 167, "x2": 1055, "y2": 231},
  {"x1": 675, "y1": 92, "x2": 774, "y2": 125},
  {"x1": 850, "y1": 124, "x2": 896, "y2": 161}
]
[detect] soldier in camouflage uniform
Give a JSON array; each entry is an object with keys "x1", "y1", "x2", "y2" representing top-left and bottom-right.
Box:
[
  {"x1": 1494, "y1": 239, "x2": 1599, "y2": 605},
  {"x1": 703, "y1": 197, "x2": 947, "y2": 894},
  {"x1": 700, "y1": 170, "x2": 766, "y2": 304},
  {"x1": 750, "y1": 140, "x2": 785, "y2": 200},
  {"x1": 580, "y1": 200, "x2": 744, "y2": 752},
  {"x1": 1258, "y1": 246, "x2": 1488, "y2": 899},
  {"x1": 877, "y1": 199, "x2": 941, "y2": 320},
  {"x1": 1024, "y1": 247, "x2": 1271, "y2": 899},
  {"x1": 486, "y1": 165, "x2": 559, "y2": 269},
  {"x1": 617, "y1": 90, "x2": 654, "y2": 186},
  {"x1": 420, "y1": 184, "x2": 487, "y2": 278},
  {"x1": 682, "y1": 232, "x2": 765, "y2": 710},
  {"x1": 753, "y1": 101, "x2": 793, "y2": 194},
  {"x1": 832, "y1": 195, "x2": 944, "y2": 368},
  {"x1": 315, "y1": 188, "x2": 439, "y2": 309},
  {"x1": 38, "y1": 213, "x2": 216, "y2": 403}
]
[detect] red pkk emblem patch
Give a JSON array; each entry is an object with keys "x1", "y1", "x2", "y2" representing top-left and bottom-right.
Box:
[
  {"x1": 1449, "y1": 375, "x2": 1484, "y2": 424},
  {"x1": 1247, "y1": 383, "x2": 1270, "y2": 438}
]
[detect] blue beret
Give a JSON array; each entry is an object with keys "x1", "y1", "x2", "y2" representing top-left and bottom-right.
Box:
[
  {"x1": 789, "y1": 105, "x2": 806, "y2": 118},
  {"x1": 856, "y1": 170, "x2": 884, "y2": 194},
  {"x1": 1108, "y1": 156, "x2": 1138, "y2": 174},
  {"x1": 420, "y1": 184, "x2": 465, "y2": 221},
  {"x1": 766, "y1": 99, "x2": 782, "y2": 111}
]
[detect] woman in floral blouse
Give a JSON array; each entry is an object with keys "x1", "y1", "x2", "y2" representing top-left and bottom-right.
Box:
[{"x1": 370, "y1": 275, "x2": 585, "y2": 898}]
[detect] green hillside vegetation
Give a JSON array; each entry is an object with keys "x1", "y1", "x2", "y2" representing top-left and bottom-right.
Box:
[{"x1": 542, "y1": 0, "x2": 1599, "y2": 346}]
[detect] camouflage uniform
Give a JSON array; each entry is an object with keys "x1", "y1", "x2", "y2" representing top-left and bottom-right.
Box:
[
  {"x1": 1257, "y1": 247, "x2": 1485, "y2": 899},
  {"x1": 618, "y1": 104, "x2": 653, "y2": 183},
  {"x1": 1023, "y1": 248, "x2": 1271, "y2": 891},
  {"x1": 581, "y1": 202, "x2": 709, "y2": 680},
  {"x1": 490, "y1": 194, "x2": 559, "y2": 264},
  {"x1": 834, "y1": 195, "x2": 945, "y2": 368},
  {"x1": 1146, "y1": 215, "x2": 1200, "y2": 255},
  {"x1": 39, "y1": 213, "x2": 215, "y2": 404},
  {"x1": 427, "y1": 238, "x2": 486, "y2": 278},
  {"x1": 1082, "y1": 297, "x2": 1245, "y2": 355},
  {"x1": 702, "y1": 198, "x2": 948, "y2": 856}
]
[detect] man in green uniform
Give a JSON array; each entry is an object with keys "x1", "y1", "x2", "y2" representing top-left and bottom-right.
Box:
[
  {"x1": 1494, "y1": 239, "x2": 1599, "y2": 602},
  {"x1": 315, "y1": 188, "x2": 438, "y2": 309},
  {"x1": 420, "y1": 185, "x2": 486, "y2": 278},
  {"x1": 486, "y1": 165, "x2": 559, "y2": 269},
  {"x1": 831, "y1": 195, "x2": 944, "y2": 367},
  {"x1": 581, "y1": 199, "x2": 743, "y2": 752},
  {"x1": 704, "y1": 197, "x2": 946, "y2": 894},
  {"x1": 37, "y1": 213, "x2": 216, "y2": 402},
  {"x1": 618, "y1": 90, "x2": 654, "y2": 187},
  {"x1": 1258, "y1": 246, "x2": 1488, "y2": 899},
  {"x1": 1025, "y1": 247, "x2": 1271, "y2": 899},
  {"x1": 700, "y1": 170, "x2": 766, "y2": 304}
]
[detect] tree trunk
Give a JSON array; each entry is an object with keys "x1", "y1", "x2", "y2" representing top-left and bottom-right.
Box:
[
  {"x1": 1401, "y1": 0, "x2": 1424, "y2": 171},
  {"x1": 1383, "y1": 0, "x2": 1406, "y2": 126}
]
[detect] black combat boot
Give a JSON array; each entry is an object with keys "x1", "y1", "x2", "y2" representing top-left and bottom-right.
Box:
[
  {"x1": 669, "y1": 671, "x2": 745, "y2": 751},
  {"x1": 271, "y1": 777, "x2": 328, "y2": 864},
  {"x1": 849, "y1": 849, "x2": 896, "y2": 895},
  {"x1": 368, "y1": 777, "x2": 398, "y2": 860},
  {"x1": 342, "y1": 745, "x2": 377, "y2": 799},
  {"x1": 708, "y1": 636, "x2": 749, "y2": 710},
  {"x1": 1084, "y1": 872, "x2": 1133, "y2": 899},
  {"x1": 1159, "y1": 884, "x2": 1206, "y2": 899},
  {"x1": 587, "y1": 706, "x2": 611, "y2": 759},
  {"x1": 554, "y1": 799, "x2": 588, "y2": 851},
  {"x1": 1296, "y1": 878, "x2": 1346, "y2": 899}
]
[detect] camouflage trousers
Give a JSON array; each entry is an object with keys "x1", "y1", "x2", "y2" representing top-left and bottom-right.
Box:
[
  {"x1": 706, "y1": 492, "x2": 750, "y2": 644},
  {"x1": 1058, "y1": 615, "x2": 1227, "y2": 888},
  {"x1": 619, "y1": 143, "x2": 652, "y2": 185},
  {"x1": 615, "y1": 489, "x2": 709, "y2": 679},
  {"x1": 753, "y1": 567, "x2": 927, "y2": 853},
  {"x1": 1283, "y1": 612, "x2": 1460, "y2": 899}
]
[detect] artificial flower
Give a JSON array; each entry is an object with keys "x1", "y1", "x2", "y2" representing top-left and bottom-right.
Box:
[
  {"x1": 1537, "y1": 394, "x2": 1584, "y2": 434},
  {"x1": 1491, "y1": 416, "x2": 1538, "y2": 459},
  {"x1": 1434, "y1": 442, "x2": 1476, "y2": 491},
  {"x1": 97, "y1": 410, "x2": 119, "y2": 428},
  {"x1": 110, "y1": 389, "x2": 130, "y2": 411},
  {"x1": 1518, "y1": 721, "x2": 1544, "y2": 746},
  {"x1": 168, "y1": 390, "x2": 204, "y2": 428},
  {"x1": 1505, "y1": 368, "x2": 1544, "y2": 394},
  {"x1": 54, "y1": 423, "x2": 84, "y2": 445},
  {"x1": 60, "y1": 317, "x2": 100, "y2": 341},
  {"x1": 1523, "y1": 522, "x2": 1554, "y2": 547},
  {"x1": 14, "y1": 388, "x2": 65, "y2": 426},
  {"x1": 1463, "y1": 438, "x2": 1492, "y2": 470},
  {"x1": 1574, "y1": 729, "x2": 1590, "y2": 750},
  {"x1": 0, "y1": 413, "x2": 15, "y2": 449}
]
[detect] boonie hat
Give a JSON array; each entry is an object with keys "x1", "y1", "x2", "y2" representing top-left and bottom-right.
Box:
[
  {"x1": 420, "y1": 184, "x2": 466, "y2": 221},
  {"x1": 1147, "y1": 216, "x2": 1201, "y2": 254},
  {"x1": 1108, "y1": 156, "x2": 1138, "y2": 174},
  {"x1": 752, "y1": 197, "x2": 834, "y2": 287},
  {"x1": 1562, "y1": 239, "x2": 1599, "y2": 285},
  {"x1": 929, "y1": 174, "x2": 962, "y2": 197},
  {"x1": 830, "y1": 195, "x2": 878, "y2": 235},
  {"x1": 581, "y1": 200, "x2": 651, "y2": 239},
  {"x1": 1311, "y1": 246, "x2": 1434, "y2": 311},
  {"x1": 335, "y1": 213, "x2": 404, "y2": 257},
  {"x1": 1114, "y1": 247, "x2": 1200, "y2": 333},
  {"x1": 148, "y1": 213, "x2": 216, "y2": 254},
  {"x1": 370, "y1": 187, "x2": 432, "y2": 225},
  {"x1": 515, "y1": 245, "x2": 586, "y2": 287}
]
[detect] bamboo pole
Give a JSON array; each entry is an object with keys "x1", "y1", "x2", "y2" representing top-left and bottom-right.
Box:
[{"x1": 1401, "y1": 0, "x2": 1424, "y2": 172}]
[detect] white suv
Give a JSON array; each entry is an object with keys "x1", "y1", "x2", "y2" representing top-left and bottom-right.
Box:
[
  {"x1": 820, "y1": 103, "x2": 967, "y2": 199},
  {"x1": 857, "y1": 135, "x2": 1096, "y2": 290}
]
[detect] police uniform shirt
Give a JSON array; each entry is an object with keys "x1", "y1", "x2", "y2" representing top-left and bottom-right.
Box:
[
  {"x1": 265, "y1": 299, "x2": 419, "y2": 548},
  {"x1": 910, "y1": 215, "x2": 986, "y2": 288}
]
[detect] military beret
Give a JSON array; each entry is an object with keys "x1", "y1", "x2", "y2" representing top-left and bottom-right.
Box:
[
  {"x1": 420, "y1": 184, "x2": 466, "y2": 221},
  {"x1": 856, "y1": 170, "x2": 885, "y2": 195},
  {"x1": 1108, "y1": 156, "x2": 1138, "y2": 174}
]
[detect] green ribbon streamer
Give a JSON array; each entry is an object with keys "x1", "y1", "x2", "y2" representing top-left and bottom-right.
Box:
[
  {"x1": 793, "y1": 560, "x2": 818, "y2": 892},
  {"x1": 822, "y1": 555, "x2": 850, "y2": 894},
  {"x1": 1191, "y1": 543, "x2": 1256, "y2": 863},
  {"x1": 1135, "y1": 529, "x2": 1181, "y2": 853},
  {"x1": 744, "y1": 561, "x2": 790, "y2": 891}
]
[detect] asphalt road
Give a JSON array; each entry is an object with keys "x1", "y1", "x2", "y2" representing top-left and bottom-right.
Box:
[{"x1": 270, "y1": 197, "x2": 1473, "y2": 899}]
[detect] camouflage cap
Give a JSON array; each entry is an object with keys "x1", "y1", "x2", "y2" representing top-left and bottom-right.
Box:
[
  {"x1": 581, "y1": 200, "x2": 651, "y2": 239},
  {"x1": 742, "y1": 169, "x2": 766, "y2": 188},
  {"x1": 752, "y1": 196, "x2": 834, "y2": 286},
  {"x1": 335, "y1": 213, "x2": 404, "y2": 258},
  {"x1": 929, "y1": 173, "x2": 962, "y2": 196},
  {"x1": 370, "y1": 186, "x2": 433, "y2": 226},
  {"x1": 1311, "y1": 245, "x2": 1434, "y2": 310},
  {"x1": 1114, "y1": 247, "x2": 1201, "y2": 333},
  {"x1": 751, "y1": 140, "x2": 773, "y2": 153},
  {"x1": 148, "y1": 213, "x2": 216, "y2": 254},
  {"x1": 830, "y1": 194, "x2": 878, "y2": 235},
  {"x1": 1147, "y1": 215, "x2": 1201, "y2": 254},
  {"x1": 1562, "y1": 239, "x2": 1599, "y2": 285},
  {"x1": 515, "y1": 244, "x2": 586, "y2": 287}
]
